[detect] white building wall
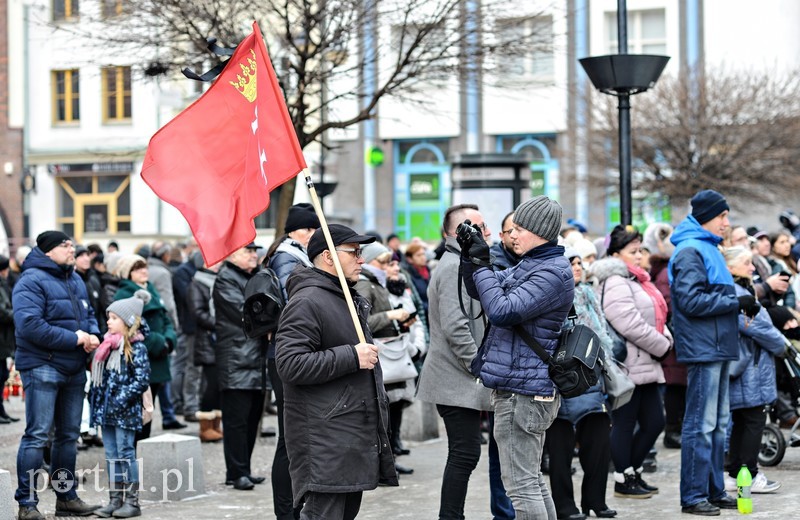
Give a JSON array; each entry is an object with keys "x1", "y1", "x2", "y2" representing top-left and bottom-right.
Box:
[
  {"x1": 23, "y1": 0, "x2": 193, "y2": 240},
  {"x1": 704, "y1": 0, "x2": 800, "y2": 72},
  {"x1": 379, "y1": 82, "x2": 462, "y2": 139},
  {"x1": 588, "y1": 0, "x2": 681, "y2": 74},
  {"x1": 484, "y1": 0, "x2": 569, "y2": 137}
]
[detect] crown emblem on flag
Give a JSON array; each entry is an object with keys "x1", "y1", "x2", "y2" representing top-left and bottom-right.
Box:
[{"x1": 230, "y1": 49, "x2": 257, "y2": 102}]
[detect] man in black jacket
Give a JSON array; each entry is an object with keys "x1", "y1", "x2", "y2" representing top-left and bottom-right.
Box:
[
  {"x1": 276, "y1": 224, "x2": 398, "y2": 520},
  {"x1": 213, "y1": 243, "x2": 265, "y2": 491}
]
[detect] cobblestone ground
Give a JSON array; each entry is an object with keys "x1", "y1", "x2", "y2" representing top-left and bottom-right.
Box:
[{"x1": 1, "y1": 395, "x2": 798, "y2": 519}]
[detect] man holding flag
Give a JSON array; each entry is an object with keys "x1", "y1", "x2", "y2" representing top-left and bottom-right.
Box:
[
  {"x1": 140, "y1": 21, "x2": 400, "y2": 516},
  {"x1": 275, "y1": 225, "x2": 399, "y2": 519}
]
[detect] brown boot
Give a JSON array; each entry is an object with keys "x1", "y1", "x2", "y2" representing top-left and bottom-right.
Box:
[
  {"x1": 197, "y1": 411, "x2": 222, "y2": 443},
  {"x1": 212, "y1": 409, "x2": 223, "y2": 435}
]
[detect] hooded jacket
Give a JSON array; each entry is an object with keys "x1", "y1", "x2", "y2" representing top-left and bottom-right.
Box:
[
  {"x1": 463, "y1": 242, "x2": 574, "y2": 397},
  {"x1": 276, "y1": 265, "x2": 398, "y2": 506},
  {"x1": 729, "y1": 283, "x2": 786, "y2": 410},
  {"x1": 355, "y1": 267, "x2": 397, "y2": 339},
  {"x1": 13, "y1": 247, "x2": 100, "y2": 375},
  {"x1": 668, "y1": 215, "x2": 739, "y2": 363},
  {"x1": 592, "y1": 257, "x2": 671, "y2": 385}
]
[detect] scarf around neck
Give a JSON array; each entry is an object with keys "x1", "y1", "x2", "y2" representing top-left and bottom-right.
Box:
[
  {"x1": 627, "y1": 262, "x2": 668, "y2": 334},
  {"x1": 91, "y1": 331, "x2": 144, "y2": 387}
]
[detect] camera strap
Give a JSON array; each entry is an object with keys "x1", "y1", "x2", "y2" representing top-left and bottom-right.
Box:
[{"x1": 457, "y1": 255, "x2": 485, "y2": 321}]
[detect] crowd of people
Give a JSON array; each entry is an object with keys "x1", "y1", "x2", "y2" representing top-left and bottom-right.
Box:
[{"x1": 3, "y1": 190, "x2": 800, "y2": 519}]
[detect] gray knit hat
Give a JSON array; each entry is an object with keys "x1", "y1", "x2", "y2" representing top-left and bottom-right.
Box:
[
  {"x1": 107, "y1": 290, "x2": 151, "y2": 327},
  {"x1": 514, "y1": 196, "x2": 563, "y2": 242},
  {"x1": 361, "y1": 242, "x2": 390, "y2": 264}
]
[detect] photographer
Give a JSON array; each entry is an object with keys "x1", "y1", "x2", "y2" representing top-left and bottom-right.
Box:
[{"x1": 459, "y1": 195, "x2": 574, "y2": 519}]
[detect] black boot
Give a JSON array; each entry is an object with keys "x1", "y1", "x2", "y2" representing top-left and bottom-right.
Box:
[
  {"x1": 54, "y1": 496, "x2": 101, "y2": 516},
  {"x1": 663, "y1": 431, "x2": 681, "y2": 449},
  {"x1": 613, "y1": 470, "x2": 653, "y2": 499},
  {"x1": 96, "y1": 481, "x2": 124, "y2": 518},
  {"x1": 112, "y1": 482, "x2": 141, "y2": 518},
  {"x1": 635, "y1": 468, "x2": 659, "y2": 494}
]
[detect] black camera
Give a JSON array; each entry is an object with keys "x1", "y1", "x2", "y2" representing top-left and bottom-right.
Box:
[{"x1": 456, "y1": 219, "x2": 481, "y2": 248}]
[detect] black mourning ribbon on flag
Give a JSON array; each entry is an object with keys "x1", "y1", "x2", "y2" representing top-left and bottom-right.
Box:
[{"x1": 182, "y1": 38, "x2": 239, "y2": 82}]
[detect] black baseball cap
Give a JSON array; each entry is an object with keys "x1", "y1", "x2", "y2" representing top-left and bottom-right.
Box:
[{"x1": 306, "y1": 224, "x2": 376, "y2": 260}]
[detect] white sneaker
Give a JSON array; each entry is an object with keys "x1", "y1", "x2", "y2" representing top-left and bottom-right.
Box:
[
  {"x1": 724, "y1": 474, "x2": 737, "y2": 492},
  {"x1": 751, "y1": 472, "x2": 781, "y2": 493}
]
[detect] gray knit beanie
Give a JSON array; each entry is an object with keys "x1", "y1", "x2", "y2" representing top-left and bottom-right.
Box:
[
  {"x1": 514, "y1": 196, "x2": 563, "y2": 242},
  {"x1": 107, "y1": 290, "x2": 151, "y2": 327}
]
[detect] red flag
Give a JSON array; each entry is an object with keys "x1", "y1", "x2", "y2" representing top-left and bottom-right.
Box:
[{"x1": 141, "y1": 22, "x2": 306, "y2": 265}]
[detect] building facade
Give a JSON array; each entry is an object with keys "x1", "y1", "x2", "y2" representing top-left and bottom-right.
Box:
[{"x1": 4, "y1": 0, "x2": 799, "y2": 251}]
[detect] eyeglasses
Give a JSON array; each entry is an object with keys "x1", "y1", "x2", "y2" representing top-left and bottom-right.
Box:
[
  {"x1": 474, "y1": 222, "x2": 487, "y2": 232},
  {"x1": 335, "y1": 248, "x2": 363, "y2": 259}
]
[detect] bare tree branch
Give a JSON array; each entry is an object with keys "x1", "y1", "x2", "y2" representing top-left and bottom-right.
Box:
[{"x1": 588, "y1": 66, "x2": 800, "y2": 208}]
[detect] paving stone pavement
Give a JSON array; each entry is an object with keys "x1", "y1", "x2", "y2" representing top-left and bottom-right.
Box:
[{"x1": 1, "y1": 395, "x2": 799, "y2": 519}]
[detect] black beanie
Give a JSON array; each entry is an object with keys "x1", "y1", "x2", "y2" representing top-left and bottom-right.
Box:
[
  {"x1": 691, "y1": 190, "x2": 729, "y2": 224},
  {"x1": 0, "y1": 255, "x2": 8, "y2": 271},
  {"x1": 36, "y1": 230, "x2": 71, "y2": 253},
  {"x1": 285, "y1": 203, "x2": 320, "y2": 233}
]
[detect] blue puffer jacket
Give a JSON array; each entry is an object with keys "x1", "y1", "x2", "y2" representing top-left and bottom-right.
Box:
[
  {"x1": 463, "y1": 242, "x2": 574, "y2": 396},
  {"x1": 668, "y1": 216, "x2": 739, "y2": 363},
  {"x1": 557, "y1": 284, "x2": 609, "y2": 423},
  {"x1": 12, "y1": 247, "x2": 100, "y2": 375},
  {"x1": 729, "y1": 283, "x2": 785, "y2": 410}
]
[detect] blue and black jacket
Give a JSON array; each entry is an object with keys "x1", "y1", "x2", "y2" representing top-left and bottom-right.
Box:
[{"x1": 668, "y1": 215, "x2": 739, "y2": 363}]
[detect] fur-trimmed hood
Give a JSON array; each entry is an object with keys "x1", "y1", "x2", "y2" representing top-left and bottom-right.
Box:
[{"x1": 589, "y1": 257, "x2": 629, "y2": 284}]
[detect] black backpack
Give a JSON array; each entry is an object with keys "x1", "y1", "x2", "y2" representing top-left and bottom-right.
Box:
[{"x1": 242, "y1": 267, "x2": 285, "y2": 338}]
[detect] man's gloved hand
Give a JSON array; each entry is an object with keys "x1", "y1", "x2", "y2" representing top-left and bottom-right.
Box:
[
  {"x1": 466, "y1": 232, "x2": 491, "y2": 267},
  {"x1": 737, "y1": 295, "x2": 761, "y2": 318},
  {"x1": 456, "y1": 219, "x2": 476, "y2": 256}
]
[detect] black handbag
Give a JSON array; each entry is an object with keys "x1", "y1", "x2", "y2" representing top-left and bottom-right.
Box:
[{"x1": 514, "y1": 306, "x2": 601, "y2": 398}]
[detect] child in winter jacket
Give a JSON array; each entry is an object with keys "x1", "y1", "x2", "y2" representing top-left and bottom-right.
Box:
[{"x1": 90, "y1": 290, "x2": 151, "y2": 518}]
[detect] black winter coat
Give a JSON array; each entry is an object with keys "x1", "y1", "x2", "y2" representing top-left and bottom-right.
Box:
[
  {"x1": 213, "y1": 262, "x2": 266, "y2": 391},
  {"x1": 276, "y1": 266, "x2": 398, "y2": 506},
  {"x1": 0, "y1": 277, "x2": 14, "y2": 359},
  {"x1": 189, "y1": 269, "x2": 216, "y2": 366},
  {"x1": 173, "y1": 261, "x2": 198, "y2": 335},
  {"x1": 78, "y1": 268, "x2": 105, "y2": 334}
]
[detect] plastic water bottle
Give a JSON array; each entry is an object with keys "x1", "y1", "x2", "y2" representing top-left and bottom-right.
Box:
[{"x1": 737, "y1": 465, "x2": 752, "y2": 514}]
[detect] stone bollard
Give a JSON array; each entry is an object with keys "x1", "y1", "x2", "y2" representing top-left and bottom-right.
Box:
[
  {"x1": 400, "y1": 400, "x2": 440, "y2": 442},
  {"x1": 137, "y1": 433, "x2": 205, "y2": 502},
  {"x1": 0, "y1": 469, "x2": 13, "y2": 520}
]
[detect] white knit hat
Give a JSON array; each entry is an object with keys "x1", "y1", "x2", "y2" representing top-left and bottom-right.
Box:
[{"x1": 114, "y1": 254, "x2": 147, "y2": 280}]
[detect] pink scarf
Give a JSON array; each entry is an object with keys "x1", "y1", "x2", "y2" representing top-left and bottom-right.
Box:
[
  {"x1": 91, "y1": 331, "x2": 144, "y2": 387},
  {"x1": 627, "y1": 263, "x2": 668, "y2": 334},
  {"x1": 95, "y1": 332, "x2": 125, "y2": 363}
]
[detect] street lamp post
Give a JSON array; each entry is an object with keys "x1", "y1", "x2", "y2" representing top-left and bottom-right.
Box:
[{"x1": 578, "y1": 0, "x2": 669, "y2": 226}]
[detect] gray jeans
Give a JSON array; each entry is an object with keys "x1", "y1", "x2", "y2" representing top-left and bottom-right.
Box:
[{"x1": 492, "y1": 390, "x2": 560, "y2": 520}]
